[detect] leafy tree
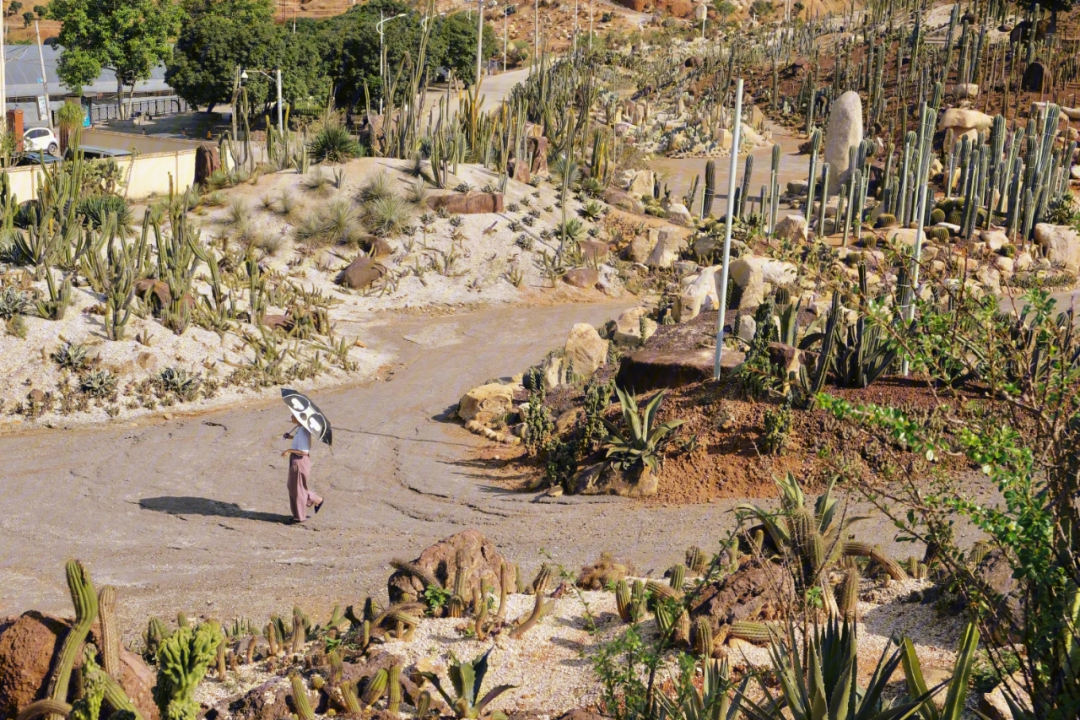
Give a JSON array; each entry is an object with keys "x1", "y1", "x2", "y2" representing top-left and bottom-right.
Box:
[
  {"x1": 33, "y1": 4, "x2": 45, "y2": 17},
  {"x1": 22, "y1": 9, "x2": 33, "y2": 27},
  {"x1": 428, "y1": 12, "x2": 498, "y2": 86},
  {"x1": 48, "y1": 0, "x2": 182, "y2": 118},
  {"x1": 331, "y1": 0, "x2": 420, "y2": 109},
  {"x1": 6, "y1": 1, "x2": 22, "y2": 18},
  {"x1": 166, "y1": 0, "x2": 283, "y2": 113}
]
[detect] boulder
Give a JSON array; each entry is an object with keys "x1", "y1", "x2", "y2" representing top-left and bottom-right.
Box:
[
  {"x1": 677, "y1": 266, "x2": 721, "y2": 322},
  {"x1": 689, "y1": 558, "x2": 795, "y2": 641},
  {"x1": 386, "y1": 530, "x2": 515, "y2": 607},
  {"x1": 0, "y1": 612, "x2": 159, "y2": 720},
  {"x1": 952, "y1": 83, "x2": 979, "y2": 99},
  {"x1": 427, "y1": 192, "x2": 505, "y2": 214},
  {"x1": 982, "y1": 229, "x2": 1008, "y2": 252},
  {"x1": 564, "y1": 324, "x2": 607, "y2": 378},
  {"x1": 774, "y1": 214, "x2": 808, "y2": 243},
  {"x1": 613, "y1": 307, "x2": 651, "y2": 346},
  {"x1": 994, "y1": 255, "x2": 1014, "y2": 276},
  {"x1": 194, "y1": 144, "x2": 221, "y2": 186},
  {"x1": 457, "y1": 383, "x2": 516, "y2": 424},
  {"x1": 615, "y1": 347, "x2": 744, "y2": 393},
  {"x1": 628, "y1": 170, "x2": 655, "y2": 199},
  {"x1": 602, "y1": 188, "x2": 644, "y2": 214},
  {"x1": 1034, "y1": 223, "x2": 1080, "y2": 273},
  {"x1": 728, "y1": 257, "x2": 764, "y2": 309},
  {"x1": 666, "y1": 203, "x2": 693, "y2": 226},
  {"x1": 134, "y1": 278, "x2": 171, "y2": 313},
  {"x1": 563, "y1": 267, "x2": 599, "y2": 288},
  {"x1": 579, "y1": 240, "x2": 609, "y2": 263},
  {"x1": 1021, "y1": 61, "x2": 1050, "y2": 93},
  {"x1": 938, "y1": 108, "x2": 994, "y2": 134},
  {"x1": 528, "y1": 137, "x2": 549, "y2": 177},
  {"x1": 261, "y1": 314, "x2": 294, "y2": 332},
  {"x1": 337, "y1": 256, "x2": 386, "y2": 289},
  {"x1": 977, "y1": 678, "x2": 1031, "y2": 720},
  {"x1": 628, "y1": 231, "x2": 657, "y2": 263},
  {"x1": 541, "y1": 353, "x2": 565, "y2": 391},
  {"x1": 766, "y1": 342, "x2": 803, "y2": 379},
  {"x1": 646, "y1": 232, "x2": 680, "y2": 268},
  {"x1": 824, "y1": 91, "x2": 864, "y2": 193},
  {"x1": 570, "y1": 461, "x2": 658, "y2": 498},
  {"x1": 736, "y1": 315, "x2": 756, "y2": 343},
  {"x1": 1014, "y1": 251, "x2": 1034, "y2": 272},
  {"x1": 976, "y1": 549, "x2": 1023, "y2": 642}
]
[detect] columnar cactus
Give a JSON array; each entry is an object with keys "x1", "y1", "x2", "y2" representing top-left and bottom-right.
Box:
[
  {"x1": 48, "y1": 561, "x2": 99, "y2": 715},
  {"x1": 154, "y1": 622, "x2": 224, "y2": 720}
]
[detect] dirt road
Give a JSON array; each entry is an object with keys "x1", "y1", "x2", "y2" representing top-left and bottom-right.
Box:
[
  {"x1": 1, "y1": 300, "x2": 734, "y2": 637},
  {"x1": 2, "y1": 297, "x2": 995, "y2": 639}
]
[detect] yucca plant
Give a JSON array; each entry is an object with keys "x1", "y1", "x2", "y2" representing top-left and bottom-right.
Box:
[
  {"x1": 899, "y1": 623, "x2": 980, "y2": 720},
  {"x1": 419, "y1": 648, "x2": 515, "y2": 720},
  {"x1": 365, "y1": 195, "x2": 411, "y2": 237},
  {"x1": 307, "y1": 125, "x2": 361, "y2": 164},
  {"x1": 358, "y1": 172, "x2": 394, "y2": 205},
  {"x1": 302, "y1": 167, "x2": 334, "y2": 197},
  {"x1": 736, "y1": 618, "x2": 944, "y2": 720},
  {"x1": 75, "y1": 195, "x2": 133, "y2": 232},
  {"x1": 602, "y1": 386, "x2": 685, "y2": 474}
]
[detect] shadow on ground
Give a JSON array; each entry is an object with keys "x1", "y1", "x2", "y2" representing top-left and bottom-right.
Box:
[{"x1": 139, "y1": 496, "x2": 291, "y2": 524}]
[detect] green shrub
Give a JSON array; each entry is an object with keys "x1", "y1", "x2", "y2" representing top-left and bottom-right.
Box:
[{"x1": 307, "y1": 125, "x2": 362, "y2": 164}]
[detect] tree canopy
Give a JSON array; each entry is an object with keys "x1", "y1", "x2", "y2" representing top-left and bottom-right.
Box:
[{"x1": 48, "y1": 0, "x2": 182, "y2": 111}]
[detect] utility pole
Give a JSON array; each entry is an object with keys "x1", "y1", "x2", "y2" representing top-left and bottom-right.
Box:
[
  {"x1": 34, "y1": 21, "x2": 50, "y2": 130},
  {"x1": 589, "y1": 0, "x2": 594, "y2": 50},
  {"x1": 1, "y1": 9, "x2": 7, "y2": 140},
  {"x1": 573, "y1": 0, "x2": 578, "y2": 50},
  {"x1": 534, "y1": 0, "x2": 538, "y2": 67},
  {"x1": 503, "y1": 3, "x2": 508, "y2": 72}
]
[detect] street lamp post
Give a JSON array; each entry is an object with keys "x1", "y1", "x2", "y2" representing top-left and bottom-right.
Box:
[
  {"x1": 241, "y1": 68, "x2": 284, "y2": 137},
  {"x1": 377, "y1": 12, "x2": 407, "y2": 115}
]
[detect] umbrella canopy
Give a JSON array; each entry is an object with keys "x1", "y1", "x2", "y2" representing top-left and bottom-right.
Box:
[{"x1": 281, "y1": 388, "x2": 333, "y2": 447}]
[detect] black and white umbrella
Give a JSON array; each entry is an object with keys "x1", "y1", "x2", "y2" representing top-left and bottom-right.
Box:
[{"x1": 281, "y1": 388, "x2": 333, "y2": 447}]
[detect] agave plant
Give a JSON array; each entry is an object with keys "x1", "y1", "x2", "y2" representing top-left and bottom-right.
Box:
[
  {"x1": 737, "y1": 618, "x2": 951, "y2": 720},
  {"x1": 658, "y1": 658, "x2": 745, "y2": 720},
  {"x1": 602, "y1": 386, "x2": 685, "y2": 473},
  {"x1": 419, "y1": 648, "x2": 515, "y2": 720}
]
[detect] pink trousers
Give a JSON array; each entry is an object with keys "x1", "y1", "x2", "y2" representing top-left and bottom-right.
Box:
[{"x1": 287, "y1": 454, "x2": 322, "y2": 522}]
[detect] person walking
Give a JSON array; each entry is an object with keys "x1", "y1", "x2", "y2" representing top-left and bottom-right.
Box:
[{"x1": 283, "y1": 415, "x2": 323, "y2": 524}]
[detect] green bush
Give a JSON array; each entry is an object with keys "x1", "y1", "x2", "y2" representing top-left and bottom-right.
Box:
[{"x1": 307, "y1": 125, "x2": 362, "y2": 164}]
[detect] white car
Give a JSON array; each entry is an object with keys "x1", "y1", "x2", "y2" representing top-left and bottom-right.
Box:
[{"x1": 24, "y1": 127, "x2": 59, "y2": 156}]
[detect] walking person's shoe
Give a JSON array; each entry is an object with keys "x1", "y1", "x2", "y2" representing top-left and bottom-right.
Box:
[
  {"x1": 314, "y1": 500, "x2": 324, "y2": 514},
  {"x1": 287, "y1": 517, "x2": 304, "y2": 525}
]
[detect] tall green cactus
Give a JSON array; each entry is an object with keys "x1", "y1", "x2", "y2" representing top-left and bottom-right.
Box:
[
  {"x1": 47, "y1": 561, "x2": 99, "y2": 718},
  {"x1": 153, "y1": 622, "x2": 224, "y2": 720},
  {"x1": 738, "y1": 154, "x2": 754, "y2": 219},
  {"x1": 702, "y1": 159, "x2": 716, "y2": 217}
]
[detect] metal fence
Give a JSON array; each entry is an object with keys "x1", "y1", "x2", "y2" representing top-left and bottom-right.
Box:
[{"x1": 78, "y1": 96, "x2": 192, "y2": 124}]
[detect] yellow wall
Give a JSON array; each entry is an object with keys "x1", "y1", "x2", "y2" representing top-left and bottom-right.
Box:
[{"x1": 3, "y1": 148, "x2": 197, "y2": 202}]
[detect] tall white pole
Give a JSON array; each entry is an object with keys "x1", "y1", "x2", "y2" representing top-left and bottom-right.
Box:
[
  {"x1": 476, "y1": 0, "x2": 483, "y2": 86},
  {"x1": 275, "y1": 68, "x2": 283, "y2": 136},
  {"x1": 1, "y1": 11, "x2": 7, "y2": 141},
  {"x1": 713, "y1": 78, "x2": 743, "y2": 380},
  {"x1": 534, "y1": 0, "x2": 538, "y2": 67},
  {"x1": 503, "y1": 4, "x2": 507, "y2": 72},
  {"x1": 573, "y1": 0, "x2": 578, "y2": 50},
  {"x1": 589, "y1": 0, "x2": 593, "y2": 49},
  {"x1": 35, "y1": 21, "x2": 50, "y2": 131}
]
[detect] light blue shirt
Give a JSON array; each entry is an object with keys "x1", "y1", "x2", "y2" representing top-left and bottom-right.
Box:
[{"x1": 291, "y1": 426, "x2": 311, "y2": 453}]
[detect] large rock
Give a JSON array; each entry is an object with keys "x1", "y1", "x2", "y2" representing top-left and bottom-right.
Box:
[
  {"x1": 627, "y1": 231, "x2": 656, "y2": 263},
  {"x1": 0, "y1": 612, "x2": 159, "y2": 720},
  {"x1": 774, "y1": 214, "x2": 808, "y2": 243},
  {"x1": 824, "y1": 91, "x2": 863, "y2": 193},
  {"x1": 457, "y1": 383, "x2": 516, "y2": 424},
  {"x1": 612, "y1": 307, "x2": 651, "y2": 346},
  {"x1": 938, "y1": 108, "x2": 994, "y2": 149},
  {"x1": 602, "y1": 188, "x2": 644, "y2": 214},
  {"x1": 628, "y1": 170, "x2": 655, "y2": 199},
  {"x1": 666, "y1": 203, "x2": 693, "y2": 226},
  {"x1": 677, "y1": 266, "x2": 721, "y2": 322},
  {"x1": 728, "y1": 257, "x2": 765, "y2": 309},
  {"x1": 614, "y1": 347, "x2": 744, "y2": 393},
  {"x1": 386, "y1": 530, "x2": 515, "y2": 607},
  {"x1": 563, "y1": 267, "x2": 599, "y2": 288},
  {"x1": 570, "y1": 461, "x2": 657, "y2": 498},
  {"x1": 976, "y1": 549, "x2": 1023, "y2": 642},
  {"x1": 689, "y1": 558, "x2": 795, "y2": 642},
  {"x1": 646, "y1": 232, "x2": 680, "y2": 268},
  {"x1": 564, "y1": 324, "x2": 607, "y2": 378},
  {"x1": 427, "y1": 192, "x2": 505, "y2": 214},
  {"x1": 1034, "y1": 223, "x2": 1080, "y2": 274},
  {"x1": 337, "y1": 255, "x2": 386, "y2": 289}
]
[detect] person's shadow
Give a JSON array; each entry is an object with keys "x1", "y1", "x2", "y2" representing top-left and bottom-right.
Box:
[{"x1": 138, "y1": 496, "x2": 292, "y2": 524}]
